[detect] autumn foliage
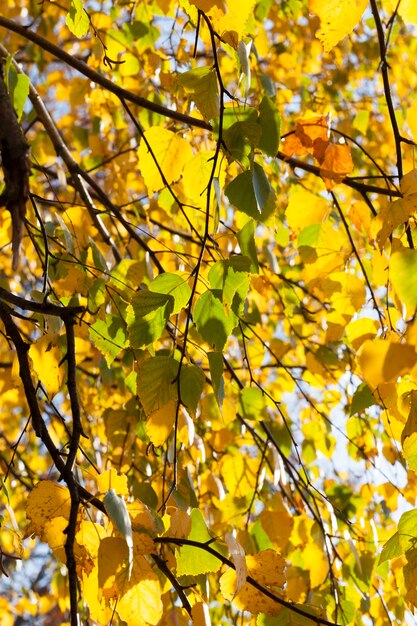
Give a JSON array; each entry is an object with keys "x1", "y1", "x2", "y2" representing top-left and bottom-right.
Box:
[{"x1": 1, "y1": 0, "x2": 417, "y2": 624}]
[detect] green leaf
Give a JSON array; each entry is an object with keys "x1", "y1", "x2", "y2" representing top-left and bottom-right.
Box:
[
  {"x1": 193, "y1": 290, "x2": 236, "y2": 350},
  {"x1": 237, "y1": 220, "x2": 259, "y2": 273},
  {"x1": 208, "y1": 257, "x2": 251, "y2": 317},
  {"x1": 7, "y1": 67, "x2": 30, "y2": 122},
  {"x1": 349, "y1": 382, "x2": 375, "y2": 415},
  {"x1": 178, "y1": 67, "x2": 219, "y2": 121},
  {"x1": 208, "y1": 351, "x2": 224, "y2": 410},
  {"x1": 89, "y1": 315, "x2": 126, "y2": 366},
  {"x1": 225, "y1": 170, "x2": 259, "y2": 218},
  {"x1": 258, "y1": 96, "x2": 280, "y2": 157},
  {"x1": 66, "y1": 0, "x2": 89, "y2": 38},
  {"x1": 225, "y1": 164, "x2": 275, "y2": 220},
  {"x1": 240, "y1": 386, "x2": 266, "y2": 421},
  {"x1": 126, "y1": 291, "x2": 174, "y2": 348},
  {"x1": 176, "y1": 509, "x2": 222, "y2": 576},
  {"x1": 137, "y1": 356, "x2": 179, "y2": 416},
  {"x1": 390, "y1": 249, "x2": 417, "y2": 314},
  {"x1": 150, "y1": 273, "x2": 191, "y2": 314},
  {"x1": 88, "y1": 278, "x2": 106, "y2": 312},
  {"x1": 253, "y1": 163, "x2": 274, "y2": 213},
  {"x1": 110, "y1": 259, "x2": 145, "y2": 290},
  {"x1": 223, "y1": 120, "x2": 261, "y2": 164},
  {"x1": 180, "y1": 365, "x2": 205, "y2": 416},
  {"x1": 379, "y1": 532, "x2": 403, "y2": 564},
  {"x1": 398, "y1": 508, "x2": 417, "y2": 552}
]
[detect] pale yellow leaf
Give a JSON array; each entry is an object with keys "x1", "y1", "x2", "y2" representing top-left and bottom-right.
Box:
[
  {"x1": 302, "y1": 542, "x2": 329, "y2": 588},
  {"x1": 220, "y1": 550, "x2": 285, "y2": 616},
  {"x1": 309, "y1": 0, "x2": 368, "y2": 52},
  {"x1": 286, "y1": 188, "x2": 329, "y2": 232},
  {"x1": 97, "y1": 470, "x2": 129, "y2": 496},
  {"x1": 138, "y1": 127, "x2": 193, "y2": 195},
  {"x1": 29, "y1": 334, "x2": 64, "y2": 398}
]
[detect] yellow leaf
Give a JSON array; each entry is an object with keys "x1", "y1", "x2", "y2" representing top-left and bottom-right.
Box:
[
  {"x1": 137, "y1": 127, "x2": 193, "y2": 194},
  {"x1": 29, "y1": 334, "x2": 64, "y2": 398},
  {"x1": 26, "y1": 481, "x2": 71, "y2": 538},
  {"x1": 76, "y1": 520, "x2": 106, "y2": 560},
  {"x1": 345, "y1": 317, "x2": 378, "y2": 351},
  {"x1": 302, "y1": 542, "x2": 329, "y2": 588},
  {"x1": 43, "y1": 516, "x2": 67, "y2": 563},
  {"x1": 145, "y1": 398, "x2": 177, "y2": 446},
  {"x1": 260, "y1": 497, "x2": 294, "y2": 552},
  {"x1": 286, "y1": 187, "x2": 329, "y2": 232},
  {"x1": 309, "y1": 0, "x2": 368, "y2": 52},
  {"x1": 357, "y1": 339, "x2": 417, "y2": 389},
  {"x1": 220, "y1": 550, "x2": 285, "y2": 616},
  {"x1": 181, "y1": 150, "x2": 225, "y2": 207},
  {"x1": 371, "y1": 170, "x2": 417, "y2": 249},
  {"x1": 97, "y1": 470, "x2": 129, "y2": 496},
  {"x1": 116, "y1": 560, "x2": 163, "y2": 625},
  {"x1": 81, "y1": 567, "x2": 113, "y2": 626}
]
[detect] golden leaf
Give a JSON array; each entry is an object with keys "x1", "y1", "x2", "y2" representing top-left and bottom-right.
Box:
[
  {"x1": 145, "y1": 398, "x2": 177, "y2": 446},
  {"x1": 26, "y1": 481, "x2": 71, "y2": 539},
  {"x1": 29, "y1": 334, "x2": 64, "y2": 398},
  {"x1": 309, "y1": 0, "x2": 368, "y2": 52},
  {"x1": 357, "y1": 339, "x2": 417, "y2": 389},
  {"x1": 137, "y1": 127, "x2": 193, "y2": 195}
]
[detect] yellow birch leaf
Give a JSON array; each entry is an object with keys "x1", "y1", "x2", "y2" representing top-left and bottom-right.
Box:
[
  {"x1": 43, "y1": 516, "x2": 67, "y2": 563},
  {"x1": 357, "y1": 339, "x2": 417, "y2": 389},
  {"x1": 137, "y1": 127, "x2": 193, "y2": 195},
  {"x1": 26, "y1": 481, "x2": 71, "y2": 538},
  {"x1": 302, "y1": 542, "x2": 329, "y2": 588},
  {"x1": 397, "y1": 0, "x2": 417, "y2": 25},
  {"x1": 309, "y1": 0, "x2": 368, "y2": 52},
  {"x1": 371, "y1": 178, "x2": 417, "y2": 250},
  {"x1": 81, "y1": 567, "x2": 113, "y2": 626},
  {"x1": 345, "y1": 317, "x2": 378, "y2": 351},
  {"x1": 286, "y1": 187, "x2": 329, "y2": 232},
  {"x1": 260, "y1": 503, "x2": 294, "y2": 552},
  {"x1": 145, "y1": 398, "x2": 177, "y2": 446},
  {"x1": 220, "y1": 550, "x2": 285, "y2": 616},
  {"x1": 116, "y1": 555, "x2": 163, "y2": 625},
  {"x1": 97, "y1": 470, "x2": 129, "y2": 496},
  {"x1": 29, "y1": 334, "x2": 64, "y2": 398},
  {"x1": 76, "y1": 520, "x2": 106, "y2": 560}
]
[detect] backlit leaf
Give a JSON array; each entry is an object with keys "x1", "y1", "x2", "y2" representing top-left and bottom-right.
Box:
[
  {"x1": 178, "y1": 67, "x2": 219, "y2": 120},
  {"x1": 138, "y1": 127, "x2": 193, "y2": 194},
  {"x1": 66, "y1": 0, "x2": 89, "y2": 38},
  {"x1": 357, "y1": 339, "x2": 417, "y2": 388},
  {"x1": 309, "y1": 0, "x2": 368, "y2": 52},
  {"x1": 26, "y1": 481, "x2": 71, "y2": 538},
  {"x1": 126, "y1": 291, "x2": 174, "y2": 347},
  {"x1": 176, "y1": 509, "x2": 222, "y2": 576},
  {"x1": 390, "y1": 249, "x2": 417, "y2": 314}
]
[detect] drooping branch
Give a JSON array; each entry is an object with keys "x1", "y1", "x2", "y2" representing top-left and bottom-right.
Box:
[{"x1": 155, "y1": 536, "x2": 342, "y2": 626}]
